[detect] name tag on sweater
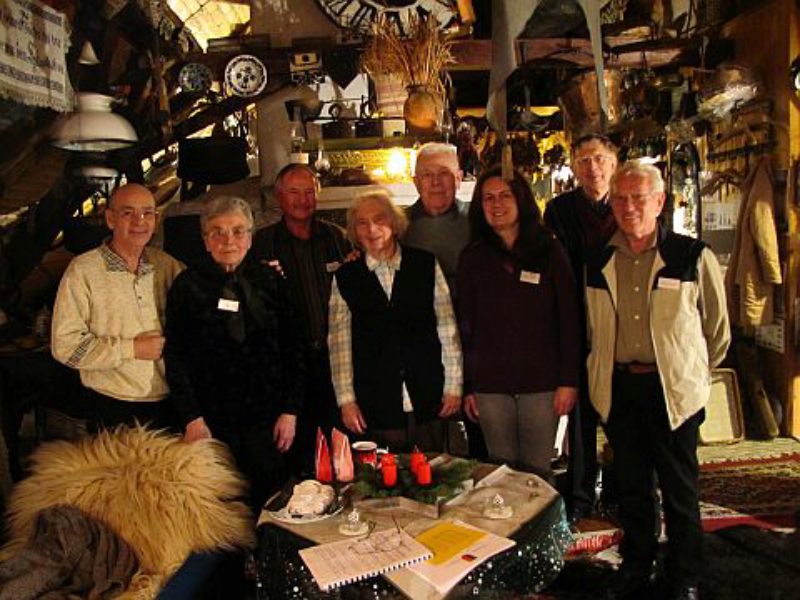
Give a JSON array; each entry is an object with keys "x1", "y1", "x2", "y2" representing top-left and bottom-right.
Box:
[
  {"x1": 326, "y1": 261, "x2": 341, "y2": 273},
  {"x1": 520, "y1": 270, "x2": 541, "y2": 285},
  {"x1": 217, "y1": 298, "x2": 240, "y2": 312},
  {"x1": 657, "y1": 277, "x2": 681, "y2": 290}
]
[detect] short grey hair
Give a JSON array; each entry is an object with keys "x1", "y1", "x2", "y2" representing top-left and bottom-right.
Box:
[
  {"x1": 415, "y1": 142, "x2": 458, "y2": 171},
  {"x1": 609, "y1": 161, "x2": 665, "y2": 194},
  {"x1": 345, "y1": 190, "x2": 408, "y2": 247},
  {"x1": 572, "y1": 133, "x2": 618, "y2": 157},
  {"x1": 201, "y1": 195, "x2": 254, "y2": 233}
]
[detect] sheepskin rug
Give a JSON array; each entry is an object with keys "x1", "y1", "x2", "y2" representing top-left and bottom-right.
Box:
[{"x1": 1, "y1": 426, "x2": 256, "y2": 599}]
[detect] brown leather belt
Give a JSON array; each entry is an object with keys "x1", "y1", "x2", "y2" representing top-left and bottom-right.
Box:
[{"x1": 614, "y1": 362, "x2": 658, "y2": 374}]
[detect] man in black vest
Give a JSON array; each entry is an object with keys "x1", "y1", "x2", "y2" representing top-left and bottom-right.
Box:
[
  {"x1": 251, "y1": 164, "x2": 350, "y2": 474},
  {"x1": 585, "y1": 162, "x2": 729, "y2": 600},
  {"x1": 328, "y1": 191, "x2": 462, "y2": 451},
  {"x1": 544, "y1": 134, "x2": 618, "y2": 522}
]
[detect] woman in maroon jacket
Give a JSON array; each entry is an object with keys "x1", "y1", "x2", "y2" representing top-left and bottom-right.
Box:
[{"x1": 457, "y1": 166, "x2": 580, "y2": 480}]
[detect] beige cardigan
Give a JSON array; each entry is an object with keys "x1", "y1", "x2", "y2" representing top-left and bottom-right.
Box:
[
  {"x1": 51, "y1": 244, "x2": 183, "y2": 401},
  {"x1": 725, "y1": 157, "x2": 782, "y2": 328}
]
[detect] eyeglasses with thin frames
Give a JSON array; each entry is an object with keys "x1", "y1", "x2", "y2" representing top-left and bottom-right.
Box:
[
  {"x1": 574, "y1": 154, "x2": 614, "y2": 168},
  {"x1": 113, "y1": 207, "x2": 157, "y2": 220},
  {"x1": 206, "y1": 227, "x2": 252, "y2": 241},
  {"x1": 610, "y1": 192, "x2": 658, "y2": 206}
]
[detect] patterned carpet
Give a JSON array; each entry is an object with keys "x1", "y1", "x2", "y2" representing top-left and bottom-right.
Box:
[
  {"x1": 697, "y1": 437, "x2": 800, "y2": 464},
  {"x1": 699, "y1": 452, "x2": 800, "y2": 531}
]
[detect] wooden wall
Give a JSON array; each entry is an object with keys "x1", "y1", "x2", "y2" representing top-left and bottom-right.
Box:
[{"x1": 721, "y1": 0, "x2": 800, "y2": 436}]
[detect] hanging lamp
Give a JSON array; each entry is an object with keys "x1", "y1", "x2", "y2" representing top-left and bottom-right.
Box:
[{"x1": 51, "y1": 93, "x2": 138, "y2": 152}]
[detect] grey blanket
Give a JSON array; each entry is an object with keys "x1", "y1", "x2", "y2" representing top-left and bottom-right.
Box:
[{"x1": 0, "y1": 504, "x2": 138, "y2": 599}]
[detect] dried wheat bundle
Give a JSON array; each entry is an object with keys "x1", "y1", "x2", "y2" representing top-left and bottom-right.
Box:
[{"x1": 362, "y1": 13, "x2": 454, "y2": 98}]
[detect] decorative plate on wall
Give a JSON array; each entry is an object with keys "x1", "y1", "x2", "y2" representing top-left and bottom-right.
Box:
[
  {"x1": 178, "y1": 63, "x2": 213, "y2": 94},
  {"x1": 791, "y1": 56, "x2": 800, "y2": 94},
  {"x1": 224, "y1": 54, "x2": 268, "y2": 98}
]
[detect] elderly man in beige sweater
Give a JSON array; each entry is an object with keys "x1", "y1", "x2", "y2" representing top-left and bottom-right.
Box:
[{"x1": 52, "y1": 183, "x2": 183, "y2": 431}]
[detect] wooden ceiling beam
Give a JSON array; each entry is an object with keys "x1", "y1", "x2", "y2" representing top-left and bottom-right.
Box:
[
  {"x1": 187, "y1": 33, "x2": 690, "y2": 78},
  {"x1": 137, "y1": 80, "x2": 288, "y2": 158},
  {"x1": 450, "y1": 38, "x2": 688, "y2": 71}
]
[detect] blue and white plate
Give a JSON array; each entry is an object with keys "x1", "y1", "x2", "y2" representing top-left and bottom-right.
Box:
[{"x1": 178, "y1": 63, "x2": 213, "y2": 94}]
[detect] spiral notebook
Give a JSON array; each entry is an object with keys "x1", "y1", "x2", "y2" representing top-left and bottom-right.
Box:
[{"x1": 299, "y1": 528, "x2": 433, "y2": 591}]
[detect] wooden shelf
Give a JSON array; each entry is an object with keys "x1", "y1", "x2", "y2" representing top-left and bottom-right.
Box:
[{"x1": 302, "y1": 135, "x2": 441, "y2": 151}]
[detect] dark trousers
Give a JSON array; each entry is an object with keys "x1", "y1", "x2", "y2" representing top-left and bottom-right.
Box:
[
  {"x1": 370, "y1": 413, "x2": 444, "y2": 453},
  {"x1": 84, "y1": 387, "x2": 176, "y2": 433},
  {"x1": 211, "y1": 421, "x2": 287, "y2": 512},
  {"x1": 464, "y1": 416, "x2": 488, "y2": 460},
  {"x1": 566, "y1": 376, "x2": 600, "y2": 516},
  {"x1": 604, "y1": 371, "x2": 704, "y2": 586},
  {"x1": 289, "y1": 346, "x2": 340, "y2": 477}
]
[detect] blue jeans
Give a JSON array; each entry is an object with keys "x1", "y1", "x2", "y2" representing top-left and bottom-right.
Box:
[{"x1": 475, "y1": 391, "x2": 557, "y2": 480}]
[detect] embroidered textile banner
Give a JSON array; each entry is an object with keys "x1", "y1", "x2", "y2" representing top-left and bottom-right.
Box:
[{"x1": 0, "y1": 0, "x2": 72, "y2": 111}]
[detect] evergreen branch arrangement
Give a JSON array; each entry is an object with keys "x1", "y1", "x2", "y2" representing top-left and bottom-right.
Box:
[{"x1": 352, "y1": 457, "x2": 475, "y2": 505}]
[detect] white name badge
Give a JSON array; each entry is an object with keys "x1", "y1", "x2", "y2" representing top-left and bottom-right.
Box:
[
  {"x1": 657, "y1": 277, "x2": 681, "y2": 290},
  {"x1": 326, "y1": 261, "x2": 341, "y2": 273},
  {"x1": 520, "y1": 270, "x2": 541, "y2": 285},
  {"x1": 217, "y1": 298, "x2": 240, "y2": 312}
]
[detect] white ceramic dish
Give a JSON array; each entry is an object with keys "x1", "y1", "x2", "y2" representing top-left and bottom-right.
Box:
[
  {"x1": 224, "y1": 54, "x2": 267, "y2": 97},
  {"x1": 268, "y1": 501, "x2": 344, "y2": 525}
]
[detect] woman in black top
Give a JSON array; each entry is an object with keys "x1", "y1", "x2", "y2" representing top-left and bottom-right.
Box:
[{"x1": 164, "y1": 196, "x2": 304, "y2": 508}]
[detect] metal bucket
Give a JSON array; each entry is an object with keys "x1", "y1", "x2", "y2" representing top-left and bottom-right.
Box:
[{"x1": 558, "y1": 70, "x2": 623, "y2": 137}]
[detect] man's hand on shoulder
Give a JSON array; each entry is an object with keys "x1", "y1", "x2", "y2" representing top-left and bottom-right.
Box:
[{"x1": 260, "y1": 259, "x2": 286, "y2": 278}]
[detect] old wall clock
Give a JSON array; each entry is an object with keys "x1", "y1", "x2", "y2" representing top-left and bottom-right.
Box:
[{"x1": 316, "y1": 0, "x2": 458, "y2": 36}]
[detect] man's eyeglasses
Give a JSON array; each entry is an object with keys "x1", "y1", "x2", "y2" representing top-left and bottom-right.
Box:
[
  {"x1": 113, "y1": 207, "x2": 157, "y2": 220},
  {"x1": 574, "y1": 154, "x2": 614, "y2": 168},
  {"x1": 417, "y1": 170, "x2": 453, "y2": 181},
  {"x1": 207, "y1": 227, "x2": 252, "y2": 241}
]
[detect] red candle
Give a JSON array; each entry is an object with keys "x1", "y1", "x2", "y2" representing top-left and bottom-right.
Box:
[
  {"x1": 382, "y1": 463, "x2": 398, "y2": 487},
  {"x1": 381, "y1": 452, "x2": 396, "y2": 467},
  {"x1": 410, "y1": 447, "x2": 425, "y2": 475},
  {"x1": 416, "y1": 461, "x2": 432, "y2": 486}
]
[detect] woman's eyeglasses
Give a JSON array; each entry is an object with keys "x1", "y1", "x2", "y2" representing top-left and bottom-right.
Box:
[{"x1": 206, "y1": 227, "x2": 252, "y2": 241}]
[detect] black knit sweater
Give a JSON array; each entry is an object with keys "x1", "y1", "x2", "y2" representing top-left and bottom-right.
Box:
[{"x1": 164, "y1": 256, "x2": 305, "y2": 433}]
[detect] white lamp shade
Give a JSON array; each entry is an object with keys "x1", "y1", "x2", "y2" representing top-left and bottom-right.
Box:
[
  {"x1": 52, "y1": 93, "x2": 138, "y2": 152},
  {"x1": 79, "y1": 165, "x2": 119, "y2": 180}
]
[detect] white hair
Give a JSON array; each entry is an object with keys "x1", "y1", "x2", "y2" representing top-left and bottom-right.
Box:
[
  {"x1": 201, "y1": 195, "x2": 254, "y2": 233},
  {"x1": 609, "y1": 160, "x2": 666, "y2": 194},
  {"x1": 415, "y1": 143, "x2": 458, "y2": 173},
  {"x1": 345, "y1": 189, "x2": 408, "y2": 247}
]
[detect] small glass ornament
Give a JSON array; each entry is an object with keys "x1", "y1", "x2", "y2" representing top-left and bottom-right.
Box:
[
  {"x1": 339, "y1": 507, "x2": 370, "y2": 536},
  {"x1": 483, "y1": 492, "x2": 513, "y2": 519}
]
